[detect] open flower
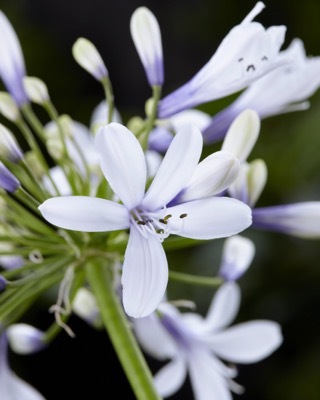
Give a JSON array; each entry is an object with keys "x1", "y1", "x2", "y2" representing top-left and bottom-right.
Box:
[
  {"x1": 203, "y1": 38, "x2": 320, "y2": 143},
  {"x1": 0, "y1": 11, "x2": 28, "y2": 106},
  {"x1": 133, "y1": 282, "x2": 282, "y2": 399},
  {"x1": 0, "y1": 331, "x2": 45, "y2": 399},
  {"x1": 39, "y1": 122, "x2": 252, "y2": 318},
  {"x1": 158, "y1": 2, "x2": 289, "y2": 118}
]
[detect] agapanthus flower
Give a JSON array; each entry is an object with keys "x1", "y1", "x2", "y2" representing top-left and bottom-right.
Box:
[
  {"x1": 39, "y1": 122, "x2": 252, "y2": 318},
  {"x1": 130, "y1": 6, "x2": 164, "y2": 87},
  {"x1": 133, "y1": 282, "x2": 282, "y2": 399},
  {"x1": 203, "y1": 38, "x2": 320, "y2": 143},
  {"x1": 0, "y1": 11, "x2": 28, "y2": 106},
  {"x1": 158, "y1": 2, "x2": 289, "y2": 118},
  {"x1": 0, "y1": 331, "x2": 45, "y2": 399}
]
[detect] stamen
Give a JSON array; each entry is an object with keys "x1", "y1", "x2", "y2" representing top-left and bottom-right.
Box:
[
  {"x1": 164, "y1": 214, "x2": 172, "y2": 221},
  {"x1": 180, "y1": 213, "x2": 188, "y2": 219},
  {"x1": 241, "y1": 2, "x2": 265, "y2": 24}
]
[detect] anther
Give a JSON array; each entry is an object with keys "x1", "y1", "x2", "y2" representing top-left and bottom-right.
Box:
[
  {"x1": 164, "y1": 214, "x2": 172, "y2": 221},
  {"x1": 238, "y1": 58, "x2": 243, "y2": 62},
  {"x1": 179, "y1": 213, "x2": 188, "y2": 219},
  {"x1": 159, "y1": 218, "x2": 167, "y2": 224},
  {"x1": 137, "y1": 221, "x2": 146, "y2": 225},
  {"x1": 246, "y1": 64, "x2": 255, "y2": 72},
  {"x1": 261, "y1": 56, "x2": 268, "y2": 61}
]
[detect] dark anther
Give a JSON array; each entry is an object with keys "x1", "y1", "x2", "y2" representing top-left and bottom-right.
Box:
[
  {"x1": 157, "y1": 229, "x2": 165, "y2": 234},
  {"x1": 137, "y1": 221, "x2": 146, "y2": 225},
  {"x1": 246, "y1": 64, "x2": 256, "y2": 72},
  {"x1": 179, "y1": 213, "x2": 188, "y2": 219},
  {"x1": 159, "y1": 218, "x2": 168, "y2": 225},
  {"x1": 164, "y1": 214, "x2": 172, "y2": 221},
  {"x1": 261, "y1": 56, "x2": 268, "y2": 61},
  {"x1": 238, "y1": 57, "x2": 243, "y2": 62}
]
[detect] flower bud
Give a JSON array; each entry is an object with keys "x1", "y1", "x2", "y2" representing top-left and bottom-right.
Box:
[
  {"x1": 23, "y1": 76, "x2": 49, "y2": 105},
  {"x1": 0, "y1": 161, "x2": 20, "y2": 192},
  {"x1": 72, "y1": 287, "x2": 102, "y2": 328},
  {"x1": 6, "y1": 323, "x2": 46, "y2": 354},
  {"x1": 72, "y1": 38, "x2": 108, "y2": 81},
  {"x1": 0, "y1": 92, "x2": 20, "y2": 122},
  {"x1": 0, "y1": 123, "x2": 23, "y2": 163}
]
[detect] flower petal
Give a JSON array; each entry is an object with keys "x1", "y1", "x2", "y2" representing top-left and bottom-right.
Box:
[
  {"x1": 39, "y1": 196, "x2": 129, "y2": 232},
  {"x1": 95, "y1": 123, "x2": 147, "y2": 209},
  {"x1": 154, "y1": 357, "x2": 187, "y2": 398},
  {"x1": 208, "y1": 320, "x2": 283, "y2": 363},
  {"x1": 188, "y1": 350, "x2": 233, "y2": 400},
  {"x1": 180, "y1": 150, "x2": 240, "y2": 202},
  {"x1": 121, "y1": 227, "x2": 168, "y2": 318},
  {"x1": 168, "y1": 197, "x2": 252, "y2": 239},
  {"x1": 204, "y1": 282, "x2": 241, "y2": 332},
  {"x1": 133, "y1": 313, "x2": 178, "y2": 360},
  {"x1": 142, "y1": 125, "x2": 203, "y2": 210}
]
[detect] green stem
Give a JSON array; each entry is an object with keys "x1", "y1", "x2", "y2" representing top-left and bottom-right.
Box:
[
  {"x1": 101, "y1": 76, "x2": 115, "y2": 123},
  {"x1": 169, "y1": 270, "x2": 224, "y2": 287},
  {"x1": 85, "y1": 258, "x2": 161, "y2": 400}
]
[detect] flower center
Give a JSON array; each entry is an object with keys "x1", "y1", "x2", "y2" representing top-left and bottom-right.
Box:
[{"x1": 130, "y1": 208, "x2": 173, "y2": 242}]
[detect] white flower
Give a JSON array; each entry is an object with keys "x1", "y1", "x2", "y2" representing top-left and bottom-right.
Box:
[
  {"x1": 133, "y1": 282, "x2": 283, "y2": 399},
  {"x1": 218, "y1": 235, "x2": 255, "y2": 281},
  {"x1": 39, "y1": 122, "x2": 252, "y2": 318},
  {"x1": 130, "y1": 7, "x2": 164, "y2": 87},
  {"x1": 158, "y1": 2, "x2": 289, "y2": 118},
  {"x1": 253, "y1": 202, "x2": 320, "y2": 239},
  {"x1": 202, "y1": 38, "x2": 320, "y2": 143},
  {"x1": 0, "y1": 332, "x2": 46, "y2": 399},
  {"x1": 0, "y1": 11, "x2": 28, "y2": 106}
]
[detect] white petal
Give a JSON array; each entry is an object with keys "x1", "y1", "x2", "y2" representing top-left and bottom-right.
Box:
[
  {"x1": 247, "y1": 159, "x2": 267, "y2": 206},
  {"x1": 133, "y1": 313, "x2": 178, "y2": 360},
  {"x1": 168, "y1": 197, "x2": 252, "y2": 240},
  {"x1": 154, "y1": 357, "x2": 187, "y2": 398},
  {"x1": 221, "y1": 109, "x2": 260, "y2": 162},
  {"x1": 142, "y1": 125, "x2": 203, "y2": 210},
  {"x1": 169, "y1": 109, "x2": 212, "y2": 131},
  {"x1": 121, "y1": 227, "x2": 168, "y2": 318},
  {"x1": 39, "y1": 196, "x2": 129, "y2": 232},
  {"x1": 43, "y1": 166, "x2": 71, "y2": 196},
  {"x1": 90, "y1": 100, "x2": 122, "y2": 132},
  {"x1": 219, "y1": 235, "x2": 255, "y2": 281},
  {"x1": 7, "y1": 324, "x2": 45, "y2": 354},
  {"x1": 95, "y1": 123, "x2": 147, "y2": 209},
  {"x1": 204, "y1": 282, "x2": 241, "y2": 332},
  {"x1": 180, "y1": 151, "x2": 240, "y2": 202},
  {"x1": 188, "y1": 350, "x2": 233, "y2": 400},
  {"x1": 130, "y1": 7, "x2": 164, "y2": 86},
  {"x1": 208, "y1": 320, "x2": 283, "y2": 363}
]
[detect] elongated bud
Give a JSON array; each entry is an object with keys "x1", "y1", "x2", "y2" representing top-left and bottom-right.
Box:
[
  {"x1": 0, "y1": 92, "x2": 21, "y2": 122},
  {"x1": 72, "y1": 38, "x2": 108, "y2": 81},
  {"x1": 219, "y1": 235, "x2": 255, "y2": 281},
  {"x1": 222, "y1": 109, "x2": 260, "y2": 162},
  {"x1": 72, "y1": 287, "x2": 102, "y2": 328},
  {"x1": 7, "y1": 323, "x2": 46, "y2": 354},
  {"x1": 130, "y1": 7, "x2": 164, "y2": 86},
  {"x1": 0, "y1": 275, "x2": 7, "y2": 291},
  {"x1": 247, "y1": 159, "x2": 267, "y2": 207},
  {"x1": 0, "y1": 161, "x2": 20, "y2": 192},
  {"x1": 23, "y1": 76, "x2": 49, "y2": 104},
  {"x1": 0, "y1": 123, "x2": 23, "y2": 163}
]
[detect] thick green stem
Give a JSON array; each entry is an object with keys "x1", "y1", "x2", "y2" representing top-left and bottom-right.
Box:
[{"x1": 85, "y1": 258, "x2": 161, "y2": 400}]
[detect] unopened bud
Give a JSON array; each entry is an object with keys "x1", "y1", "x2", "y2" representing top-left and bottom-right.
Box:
[
  {"x1": 7, "y1": 323, "x2": 46, "y2": 354},
  {"x1": 23, "y1": 76, "x2": 49, "y2": 105},
  {"x1": 0, "y1": 92, "x2": 20, "y2": 122},
  {"x1": 0, "y1": 124, "x2": 23, "y2": 163}
]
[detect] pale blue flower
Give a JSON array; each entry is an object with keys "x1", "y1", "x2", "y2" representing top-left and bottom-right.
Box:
[
  {"x1": 39, "y1": 122, "x2": 252, "y2": 318},
  {"x1": 203, "y1": 38, "x2": 320, "y2": 143},
  {"x1": 133, "y1": 282, "x2": 282, "y2": 399},
  {"x1": 158, "y1": 2, "x2": 289, "y2": 118},
  {"x1": 0, "y1": 11, "x2": 28, "y2": 106}
]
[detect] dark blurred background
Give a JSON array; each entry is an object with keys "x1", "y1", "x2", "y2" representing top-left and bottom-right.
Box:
[{"x1": 1, "y1": 0, "x2": 320, "y2": 399}]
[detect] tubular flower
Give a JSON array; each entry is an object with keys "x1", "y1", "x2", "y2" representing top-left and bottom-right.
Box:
[
  {"x1": 203, "y1": 38, "x2": 320, "y2": 143},
  {"x1": 39, "y1": 122, "x2": 252, "y2": 318},
  {"x1": 0, "y1": 11, "x2": 28, "y2": 106},
  {"x1": 158, "y1": 2, "x2": 289, "y2": 118},
  {"x1": 133, "y1": 282, "x2": 283, "y2": 399}
]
